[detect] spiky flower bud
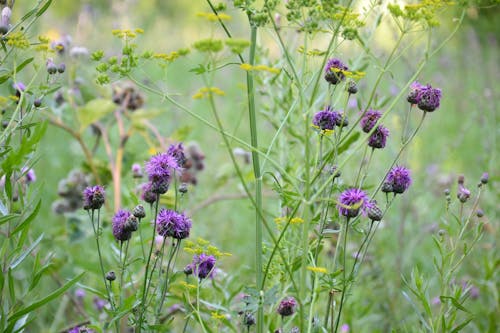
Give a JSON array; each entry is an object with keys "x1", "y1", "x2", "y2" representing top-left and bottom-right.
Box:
[
  {"x1": 367, "y1": 202, "x2": 383, "y2": 221},
  {"x1": 480, "y1": 172, "x2": 489, "y2": 185},
  {"x1": 133, "y1": 204, "x2": 146, "y2": 219},
  {"x1": 347, "y1": 80, "x2": 358, "y2": 94}
]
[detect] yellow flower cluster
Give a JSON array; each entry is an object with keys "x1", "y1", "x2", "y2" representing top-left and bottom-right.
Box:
[
  {"x1": 306, "y1": 266, "x2": 328, "y2": 274},
  {"x1": 183, "y1": 237, "x2": 232, "y2": 258},
  {"x1": 111, "y1": 28, "x2": 144, "y2": 39},
  {"x1": 297, "y1": 47, "x2": 326, "y2": 57},
  {"x1": 5, "y1": 31, "x2": 30, "y2": 49},
  {"x1": 329, "y1": 67, "x2": 366, "y2": 80},
  {"x1": 311, "y1": 124, "x2": 335, "y2": 136},
  {"x1": 34, "y1": 35, "x2": 51, "y2": 52},
  {"x1": 274, "y1": 216, "x2": 305, "y2": 225},
  {"x1": 196, "y1": 12, "x2": 232, "y2": 21},
  {"x1": 211, "y1": 312, "x2": 227, "y2": 320},
  {"x1": 153, "y1": 48, "x2": 190, "y2": 62},
  {"x1": 240, "y1": 63, "x2": 280, "y2": 74},
  {"x1": 179, "y1": 281, "x2": 197, "y2": 290},
  {"x1": 192, "y1": 86, "x2": 226, "y2": 99}
]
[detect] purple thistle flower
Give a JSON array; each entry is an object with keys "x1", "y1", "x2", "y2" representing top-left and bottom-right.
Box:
[
  {"x1": 341, "y1": 324, "x2": 350, "y2": 333},
  {"x1": 167, "y1": 142, "x2": 187, "y2": 168},
  {"x1": 277, "y1": 296, "x2": 297, "y2": 317},
  {"x1": 132, "y1": 163, "x2": 143, "y2": 178},
  {"x1": 75, "y1": 288, "x2": 85, "y2": 300},
  {"x1": 368, "y1": 125, "x2": 390, "y2": 149},
  {"x1": 145, "y1": 153, "x2": 179, "y2": 193},
  {"x1": 312, "y1": 106, "x2": 339, "y2": 131},
  {"x1": 140, "y1": 182, "x2": 158, "y2": 204},
  {"x1": 324, "y1": 58, "x2": 348, "y2": 85},
  {"x1": 417, "y1": 84, "x2": 442, "y2": 112},
  {"x1": 385, "y1": 166, "x2": 412, "y2": 194},
  {"x1": 337, "y1": 188, "x2": 371, "y2": 218},
  {"x1": 112, "y1": 209, "x2": 133, "y2": 242},
  {"x1": 93, "y1": 297, "x2": 106, "y2": 312},
  {"x1": 21, "y1": 167, "x2": 36, "y2": 183},
  {"x1": 156, "y1": 208, "x2": 192, "y2": 240},
  {"x1": 83, "y1": 185, "x2": 105, "y2": 210},
  {"x1": 360, "y1": 109, "x2": 382, "y2": 133},
  {"x1": 190, "y1": 253, "x2": 216, "y2": 279},
  {"x1": 407, "y1": 81, "x2": 423, "y2": 105},
  {"x1": 457, "y1": 185, "x2": 471, "y2": 203}
]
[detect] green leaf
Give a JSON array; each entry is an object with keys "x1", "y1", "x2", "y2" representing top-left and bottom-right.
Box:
[
  {"x1": 10, "y1": 233, "x2": 43, "y2": 269},
  {"x1": 8, "y1": 268, "x2": 15, "y2": 304},
  {"x1": 14, "y1": 58, "x2": 34, "y2": 74},
  {"x1": 36, "y1": 0, "x2": 53, "y2": 17},
  {"x1": 439, "y1": 296, "x2": 470, "y2": 313},
  {"x1": 12, "y1": 200, "x2": 41, "y2": 235},
  {"x1": 450, "y1": 317, "x2": 474, "y2": 333},
  {"x1": 0, "y1": 214, "x2": 20, "y2": 226},
  {"x1": 8, "y1": 272, "x2": 85, "y2": 323},
  {"x1": 77, "y1": 99, "x2": 116, "y2": 132},
  {"x1": 338, "y1": 131, "x2": 361, "y2": 154}
]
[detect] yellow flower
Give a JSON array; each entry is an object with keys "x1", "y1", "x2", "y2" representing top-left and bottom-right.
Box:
[
  {"x1": 240, "y1": 63, "x2": 253, "y2": 71},
  {"x1": 180, "y1": 281, "x2": 197, "y2": 290},
  {"x1": 307, "y1": 266, "x2": 328, "y2": 274},
  {"x1": 211, "y1": 312, "x2": 226, "y2": 320},
  {"x1": 290, "y1": 217, "x2": 304, "y2": 224}
]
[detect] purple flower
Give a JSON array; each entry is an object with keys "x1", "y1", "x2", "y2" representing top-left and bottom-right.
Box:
[
  {"x1": 277, "y1": 296, "x2": 297, "y2": 317},
  {"x1": 140, "y1": 182, "x2": 157, "y2": 204},
  {"x1": 385, "y1": 166, "x2": 412, "y2": 194},
  {"x1": 112, "y1": 209, "x2": 133, "y2": 242},
  {"x1": 417, "y1": 85, "x2": 442, "y2": 112},
  {"x1": 83, "y1": 185, "x2": 105, "y2": 210},
  {"x1": 13, "y1": 82, "x2": 26, "y2": 93},
  {"x1": 156, "y1": 208, "x2": 192, "y2": 240},
  {"x1": 313, "y1": 106, "x2": 339, "y2": 131},
  {"x1": 132, "y1": 163, "x2": 143, "y2": 178},
  {"x1": 93, "y1": 297, "x2": 106, "y2": 312},
  {"x1": 324, "y1": 58, "x2": 348, "y2": 85},
  {"x1": 368, "y1": 125, "x2": 390, "y2": 149},
  {"x1": 340, "y1": 324, "x2": 350, "y2": 333},
  {"x1": 167, "y1": 142, "x2": 187, "y2": 167},
  {"x1": 190, "y1": 253, "x2": 216, "y2": 279},
  {"x1": 480, "y1": 172, "x2": 489, "y2": 184},
  {"x1": 145, "y1": 153, "x2": 179, "y2": 193},
  {"x1": 407, "y1": 81, "x2": 423, "y2": 104},
  {"x1": 75, "y1": 288, "x2": 86, "y2": 300},
  {"x1": 337, "y1": 188, "x2": 371, "y2": 218},
  {"x1": 360, "y1": 109, "x2": 382, "y2": 133},
  {"x1": 457, "y1": 186, "x2": 470, "y2": 203},
  {"x1": 21, "y1": 167, "x2": 36, "y2": 183}
]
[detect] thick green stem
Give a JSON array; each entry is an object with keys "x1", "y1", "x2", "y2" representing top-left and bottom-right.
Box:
[{"x1": 246, "y1": 24, "x2": 265, "y2": 333}]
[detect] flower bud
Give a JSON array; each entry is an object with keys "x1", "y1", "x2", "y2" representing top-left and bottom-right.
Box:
[
  {"x1": 46, "y1": 59, "x2": 57, "y2": 74},
  {"x1": 347, "y1": 80, "x2": 358, "y2": 94},
  {"x1": 57, "y1": 63, "x2": 66, "y2": 74},
  {"x1": 133, "y1": 204, "x2": 146, "y2": 219},
  {"x1": 480, "y1": 172, "x2": 489, "y2": 185},
  {"x1": 106, "y1": 271, "x2": 116, "y2": 281}
]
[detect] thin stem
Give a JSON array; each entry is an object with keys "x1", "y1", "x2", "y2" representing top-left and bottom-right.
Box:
[
  {"x1": 137, "y1": 194, "x2": 160, "y2": 332},
  {"x1": 333, "y1": 217, "x2": 350, "y2": 332}
]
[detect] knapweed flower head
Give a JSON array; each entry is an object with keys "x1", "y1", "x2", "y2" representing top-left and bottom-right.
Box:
[
  {"x1": 145, "y1": 152, "x2": 179, "y2": 193},
  {"x1": 83, "y1": 185, "x2": 105, "y2": 210},
  {"x1": 112, "y1": 209, "x2": 133, "y2": 242},
  {"x1": 277, "y1": 296, "x2": 297, "y2": 317},
  {"x1": 337, "y1": 188, "x2": 371, "y2": 218},
  {"x1": 360, "y1": 109, "x2": 382, "y2": 133},
  {"x1": 385, "y1": 166, "x2": 412, "y2": 194},
  {"x1": 167, "y1": 142, "x2": 187, "y2": 167},
  {"x1": 368, "y1": 125, "x2": 390, "y2": 149},
  {"x1": 189, "y1": 253, "x2": 216, "y2": 279},
  {"x1": 132, "y1": 163, "x2": 143, "y2": 178},
  {"x1": 417, "y1": 84, "x2": 442, "y2": 112},
  {"x1": 324, "y1": 58, "x2": 348, "y2": 85},
  {"x1": 407, "y1": 81, "x2": 424, "y2": 105},
  {"x1": 156, "y1": 208, "x2": 192, "y2": 240},
  {"x1": 457, "y1": 185, "x2": 471, "y2": 203},
  {"x1": 312, "y1": 106, "x2": 339, "y2": 131},
  {"x1": 140, "y1": 182, "x2": 157, "y2": 204}
]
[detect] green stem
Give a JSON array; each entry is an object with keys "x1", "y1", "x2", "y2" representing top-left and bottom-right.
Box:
[
  {"x1": 137, "y1": 194, "x2": 160, "y2": 332},
  {"x1": 333, "y1": 217, "x2": 350, "y2": 332}
]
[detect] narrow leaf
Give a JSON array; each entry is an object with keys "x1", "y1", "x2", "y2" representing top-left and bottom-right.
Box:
[
  {"x1": 10, "y1": 233, "x2": 44, "y2": 269},
  {"x1": 8, "y1": 272, "x2": 85, "y2": 323}
]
